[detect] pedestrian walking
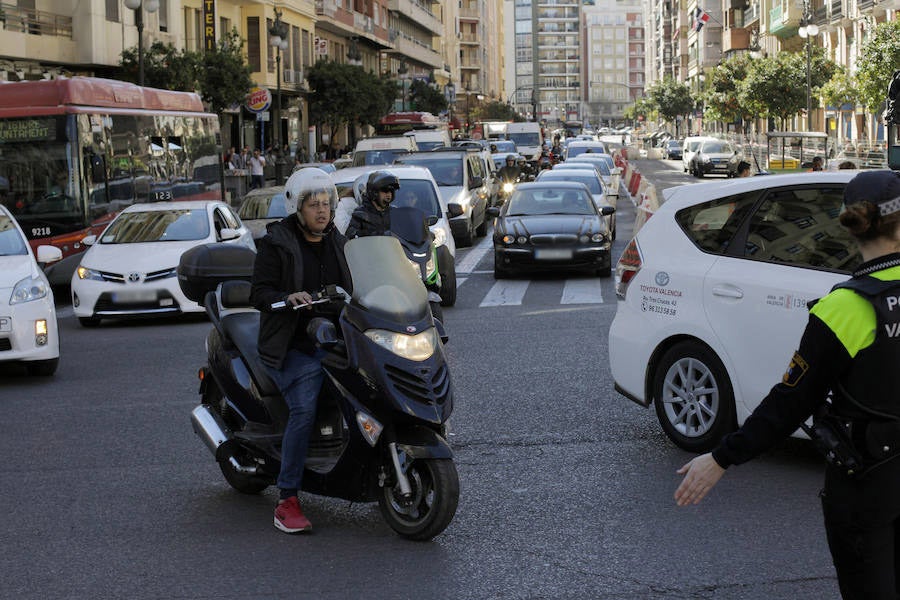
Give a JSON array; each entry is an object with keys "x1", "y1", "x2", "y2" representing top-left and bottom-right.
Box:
[{"x1": 249, "y1": 149, "x2": 266, "y2": 189}]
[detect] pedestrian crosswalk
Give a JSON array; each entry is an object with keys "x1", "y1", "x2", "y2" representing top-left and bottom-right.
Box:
[{"x1": 451, "y1": 237, "x2": 610, "y2": 308}]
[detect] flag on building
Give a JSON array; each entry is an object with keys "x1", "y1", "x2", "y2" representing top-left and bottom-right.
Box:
[{"x1": 694, "y1": 7, "x2": 710, "y2": 32}]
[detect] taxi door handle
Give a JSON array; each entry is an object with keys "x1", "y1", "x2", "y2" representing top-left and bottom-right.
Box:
[{"x1": 712, "y1": 285, "x2": 744, "y2": 299}]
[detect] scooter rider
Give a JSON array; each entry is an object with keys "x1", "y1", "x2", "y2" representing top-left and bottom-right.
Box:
[
  {"x1": 344, "y1": 170, "x2": 400, "y2": 238},
  {"x1": 675, "y1": 170, "x2": 900, "y2": 599},
  {"x1": 249, "y1": 167, "x2": 352, "y2": 534},
  {"x1": 497, "y1": 154, "x2": 521, "y2": 184}
]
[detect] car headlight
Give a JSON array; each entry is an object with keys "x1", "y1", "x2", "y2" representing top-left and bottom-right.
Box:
[
  {"x1": 11, "y1": 276, "x2": 49, "y2": 304},
  {"x1": 365, "y1": 328, "x2": 437, "y2": 361},
  {"x1": 700, "y1": 155, "x2": 711, "y2": 163},
  {"x1": 76, "y1": 266, "x2": 104, "y2": 281},
  {"x1": 432, "y1": 226, "x2": 447, "y2": 248}
]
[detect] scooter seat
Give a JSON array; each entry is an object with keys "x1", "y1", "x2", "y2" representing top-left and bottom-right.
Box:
[{"x1": 219, "y1": 312, "x2": 281, "y2": 398}]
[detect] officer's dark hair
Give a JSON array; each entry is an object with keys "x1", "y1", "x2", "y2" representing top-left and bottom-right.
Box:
[{"x1": 840, "y1": 202, "x2": 900, "y2": 242}]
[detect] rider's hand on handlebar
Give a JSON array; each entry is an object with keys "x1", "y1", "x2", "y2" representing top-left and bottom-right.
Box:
[{"x1": 287, "y1": 291, "x2": 314, "y2": 309}]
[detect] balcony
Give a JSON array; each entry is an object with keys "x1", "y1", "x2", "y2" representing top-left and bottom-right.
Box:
[
  {"x1": 388, "y1": 0, "x2": 442, "y2": 35},
  {"x1": 459, "y1": 6, "x2": 481, "y2": 20},
  {"x1": 460, "y1": 34, "x2": 480, "y2": 46},
  {"x1": 769, "y1": 3, "x2": 801, "y2": 37},
  {"x1": 813, "y1": 5, "x2": 828, "y2": 25},
  {"x1": 0, "y1": 3, "x2": 73, "y2": 38},
  {"x1": 857, "y1": 0, "x2": 874, "y2": 10},
  {"x1": 744, "y1": 3, "x2": 760, "y2": 25},
  {"x1": 393, "y1": 34, "x2": 442, "y2": 67},
  {"x1": 722, "y1": 27, "x2": 750, "y2": 52}
]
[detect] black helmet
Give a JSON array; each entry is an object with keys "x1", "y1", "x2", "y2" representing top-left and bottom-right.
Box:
[
  {"x1": 366, "y1": 170, "x2": 400, "y2": 209},
  {"x1": 505, "y1": 154, "x2": 516, "y2": 165}
]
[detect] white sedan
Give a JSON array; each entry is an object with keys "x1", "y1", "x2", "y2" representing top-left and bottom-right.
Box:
[
  {"x1": 0, "y1": 204, "x2": 62, "y2": 375},
  {"x1": 609, "y1": 172, "x2": 859, "y2": 451},
  {"x1": 71, "y1": 201, "x2": 254, "y2": 326}
]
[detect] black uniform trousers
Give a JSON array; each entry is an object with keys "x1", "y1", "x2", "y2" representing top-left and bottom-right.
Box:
[{"x1": 821, "y1": 458, "x2": 900, "y2": 599}]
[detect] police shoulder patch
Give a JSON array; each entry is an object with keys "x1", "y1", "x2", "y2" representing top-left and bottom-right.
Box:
[{"x1": 782, "y1": 352, "x2": 809, "y2": 387}]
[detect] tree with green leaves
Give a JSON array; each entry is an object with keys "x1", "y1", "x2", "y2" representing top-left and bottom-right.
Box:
[
  {"x1": 119, "y1": 41, "x2": 197, "y2": 91},
  {"x1": 646, "y1": 77, "x2": 694, "y2": 133},
  {"x1": 407, "y1": 79, "x2": 448, "y2": 114},
  {"x1": 196, "y1": 28, "x2": 254, "y2": 114},
  {"x1": 703, "y1": 54, "x2": 752, "y2": 128},
  {"x1": 856, "y1": 20, "x2": 900, "y2": 113},
  {"x1": 820, "y1": 66, "x2": 858, "y2": 111},
  {"x1": 472, "y1": 100, "x2": 519, "y2": 122},
  {"x1": 306, "y1": 60, "x2": 396, "y2": 144}
]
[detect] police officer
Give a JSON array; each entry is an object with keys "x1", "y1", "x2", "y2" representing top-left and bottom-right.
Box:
[
  {"x1": 344, "y1": 170, "x2": 400, "y2": 238},
  {"x1": 675, "y1": 169, "x2": 900, "y2": 600}
]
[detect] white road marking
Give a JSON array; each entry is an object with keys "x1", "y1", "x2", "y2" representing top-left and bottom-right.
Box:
[
  {"x1": 479, "y1": 280, "x2": 529, "y2": 307},
  {"x1": 455, "y1": 235, "x2": 493, "y2": 274},
  {"x1": 560, "y1": 279, "x2": 604, "y2": 304},
  {"x1": 456, "y1": 277, "x2": 468, "y2": 287}
]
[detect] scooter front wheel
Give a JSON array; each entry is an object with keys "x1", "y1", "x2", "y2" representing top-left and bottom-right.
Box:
[{"x1": 378, "y1": 458, "x2": 459, "y2": 541}]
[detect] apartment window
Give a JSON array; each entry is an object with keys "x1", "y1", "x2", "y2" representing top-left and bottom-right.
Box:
[
  {"x1": 219, "y1": 17, "x2": 231, "y2": 38},
  {"x1": 159, "y1": 0, "x2": 168, "y2": 32},
  {"x1": 247, "y1": 16, "x2": 261, "y2": 72},
  {"x1": 106, "y1": 0, "x2": 119, "y2": 22},
  {"x1": 302, "y1": 29, "x2": 311, "y2": 68}
]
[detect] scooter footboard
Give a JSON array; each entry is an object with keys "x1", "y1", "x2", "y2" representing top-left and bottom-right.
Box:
[{"x1": 394, "y1": 424, "x2": 453, "y2": 459}]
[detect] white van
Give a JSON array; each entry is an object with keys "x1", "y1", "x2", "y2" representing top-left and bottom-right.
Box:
[
  {"x1": 681, "y1": 136, "x2": 715, "y2": 173},
  {"x1": 405, "y1": 129, "x2": 450, "y2": 151},
  {"x1": 505, "y1": 122, "x2": 544, "y2": 164},
  {"x1": 352, "y1": 136, "x2": 418, "y2": 167}
]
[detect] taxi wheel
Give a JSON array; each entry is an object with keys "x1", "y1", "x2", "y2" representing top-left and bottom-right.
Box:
[{"x1": 652, "y1": 341, "x2": 736, "y2": 452}]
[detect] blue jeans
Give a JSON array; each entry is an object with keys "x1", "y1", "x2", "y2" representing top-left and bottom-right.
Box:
[{"x1": 265, "y1": 349, "x2": 325, "y2": 492}]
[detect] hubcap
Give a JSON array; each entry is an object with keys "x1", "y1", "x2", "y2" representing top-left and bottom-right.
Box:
[{"x1": 662, "y1": 357, "x2": 719, "y2": 438}]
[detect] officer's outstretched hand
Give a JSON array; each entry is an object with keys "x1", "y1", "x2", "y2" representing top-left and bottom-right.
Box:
[{"x1": 674, "y1": 453, "x2": 725, "y2": 506}]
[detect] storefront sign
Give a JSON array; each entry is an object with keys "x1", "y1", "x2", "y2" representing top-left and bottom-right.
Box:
[
  {"x1": 203, "y1": 0, "x2": 216, "y2": 51},
  {"x1": 246, "y1": 87, "x2": 272, "y2": 113}
]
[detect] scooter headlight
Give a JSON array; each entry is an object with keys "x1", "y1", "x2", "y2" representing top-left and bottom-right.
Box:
[
  {"x1": 356, "y1": 411, "x2": 383, "y2": 446},
  {"x1": 365, "y1": 328, "x2": 437, "y2": 361},
  {"x1": 502, "y1": 182, "x2": 514, "y2": 193}
]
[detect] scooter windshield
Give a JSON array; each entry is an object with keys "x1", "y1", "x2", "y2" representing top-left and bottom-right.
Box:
[
  {"x1": 389, "y1": 206, "x2": 429, "y2": 246},
  {"x1": 344, "y1": 236, "x2": 429, "y2": 322}
]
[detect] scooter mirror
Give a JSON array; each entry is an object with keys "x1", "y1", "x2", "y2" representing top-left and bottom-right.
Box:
[{"x1": 307, "y1": 317, "x2": 339, "y2": 349}]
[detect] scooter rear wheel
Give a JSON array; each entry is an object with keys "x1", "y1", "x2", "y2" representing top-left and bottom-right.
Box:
[{"x1": 378, "y1": 458, "x2": 459, "y2": 541}]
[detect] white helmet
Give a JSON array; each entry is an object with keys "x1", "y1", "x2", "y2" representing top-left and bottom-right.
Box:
[{"x1": 284, "y1": 168, "x2": 338, "y2": 230}]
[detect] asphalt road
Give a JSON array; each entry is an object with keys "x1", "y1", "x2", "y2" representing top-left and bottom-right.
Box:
[{"x1": 0, "y1": 160, "x2": 841, "y2": 599}]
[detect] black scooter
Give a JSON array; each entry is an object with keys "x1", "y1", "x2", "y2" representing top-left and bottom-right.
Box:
[{"x1": 178, "y1": 236, "x2": 458, "y2": 541}]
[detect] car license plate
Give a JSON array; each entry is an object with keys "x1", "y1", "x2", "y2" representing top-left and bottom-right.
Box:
[
  {"x1": 112, "y1": 290, "x2": 157, "y2": 304},
  {"x1": 0, "y1": 316, "x2": 10, "y2": 332},
  {"x1": 535, "y1": 248, "x2": 573, "y2": 260}
]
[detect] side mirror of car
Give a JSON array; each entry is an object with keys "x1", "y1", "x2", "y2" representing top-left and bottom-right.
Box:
[
  {"x1": 219, "y1": 227, "x2": 241, "y2": 241},
  {"x1": 469, "y1": 176, "x2": 483, "y2": 189},
  {"x1": 486, "y1": 206, "x2": 501, "y2": 218},
  {"x1": 81, "y1": 234, "x2": 97, "y2": 246},
  {"x1": 426, "y1": 215, "x2": 439, "y2": 227},
  {"x1": 600, "y1": 206, "x2": 616, "y2": 216},
  {"x1": 446, "y1": 203, "x2": 464, "y2": 218},
  {"x1": 36, "y1": 245, "x2": 63, "y2": 264}
]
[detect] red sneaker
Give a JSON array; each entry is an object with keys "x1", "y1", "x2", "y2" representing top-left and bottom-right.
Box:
[{"x1": 274, "y1": 497, "x2": 312, "y2": 533}]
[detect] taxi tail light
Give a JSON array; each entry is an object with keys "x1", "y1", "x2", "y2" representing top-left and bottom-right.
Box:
[{"x1": 615, "y1": 238, "x2": 642, "y2": 300}]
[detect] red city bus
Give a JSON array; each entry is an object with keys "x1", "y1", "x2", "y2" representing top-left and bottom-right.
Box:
[{"x1": 0, "y1": 77, "x2": 224, "y2": 284}]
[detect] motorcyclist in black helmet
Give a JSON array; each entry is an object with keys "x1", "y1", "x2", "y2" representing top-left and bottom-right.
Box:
[
  {"x1": 344, "y1": 170, "x2": 400, "y2": 239},
  {"x1": 497, "y1": 154, "x2": 522, "y2": 185}
]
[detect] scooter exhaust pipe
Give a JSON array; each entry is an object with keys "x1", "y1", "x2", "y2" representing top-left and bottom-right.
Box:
[{"x1": 191, "y1": 404, "x2": 236, "y2": 462}]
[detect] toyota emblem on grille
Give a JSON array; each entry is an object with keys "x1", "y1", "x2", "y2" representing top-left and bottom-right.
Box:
[{"x1": 128, "y1": 272, "x2": 141, "y2": 283}]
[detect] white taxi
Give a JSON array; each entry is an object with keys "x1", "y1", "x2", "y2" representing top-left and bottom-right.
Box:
[
  {"x1": 609, "y1": 172, "x2": 860, "y2": 451},
  {"x1": 0, "y1": 204, "x2": 62, "y2": 375}
]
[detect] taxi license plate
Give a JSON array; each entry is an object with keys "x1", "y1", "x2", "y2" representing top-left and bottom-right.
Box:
[
  {"x1": 112, "y1": 290, "x2": 158, "y2": 304},
  {"x1": 535, "y1": 248, "x2": 573, "y2": 260},
  {"x1": 0, "y1": 316, "x2": 10, "y2": 333}
]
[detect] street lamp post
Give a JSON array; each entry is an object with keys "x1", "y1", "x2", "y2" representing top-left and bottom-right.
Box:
[
  {"x1": 397, "y1": 60, "x2": 408, "y2": 111},
  {"x1": 798, "y1": 2, "x2": 819, "y2": 132},
  {"x1": 269, "y1": 10, "x2": 289, "y2": 185},
  {"x1": 123, "y1": 0, "x2": 160, "y2": 87}
]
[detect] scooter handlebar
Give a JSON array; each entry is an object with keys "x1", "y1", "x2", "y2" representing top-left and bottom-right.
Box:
[{"x1": 270, "y1": 285, "x2": 350, "y2": 311}]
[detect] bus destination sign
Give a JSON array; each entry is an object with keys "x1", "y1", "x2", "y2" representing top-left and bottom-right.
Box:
[{"x1": 0, "y1": 118, "x2": 57, "y2": 143}]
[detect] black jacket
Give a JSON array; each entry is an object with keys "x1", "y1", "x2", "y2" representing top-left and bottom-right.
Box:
[
  {"x1": 497, "y1": 165, "x2": 521, "y2": 183},
  {"x1": 345, "y1": 199, "x2": 391, "y2": 238},
  {"x1": 249, "y1": 216, "x2": 351, "y2": 369}
]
